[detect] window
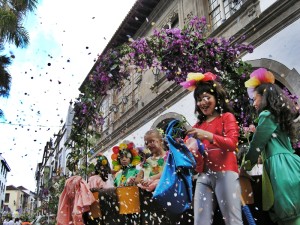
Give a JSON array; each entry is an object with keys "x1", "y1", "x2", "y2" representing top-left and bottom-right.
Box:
[
  {"x1": 163, "y1": 14, "x2": 179, "y2": 29},
  {"x1": 100, "y1": 98, "x2": 110, "y2": 131},
  {"x1": 209, "y1": 0, "x2": 247, "y2": 30},
  {"x1": 5, "y1": 193, "x2": 9, "y2": 202},
  {"x1": 113, "y1": 73, "x2": 140, "y2": 118},
  {"x1": 99, "y1": 72, "x2": 141, "y2": 130}
]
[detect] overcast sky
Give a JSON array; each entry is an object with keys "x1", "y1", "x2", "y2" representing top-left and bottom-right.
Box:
[{"x1": 0, "y1": 0, "x2": 136, "y2": 192}]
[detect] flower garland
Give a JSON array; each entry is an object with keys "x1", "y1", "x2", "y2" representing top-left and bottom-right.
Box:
[
  {"x1": 111, "y1": 142, "x2": 141, "y2": 172},
  {"x1": 67, "y1": 16, "x2": 255, "y2": 173}
]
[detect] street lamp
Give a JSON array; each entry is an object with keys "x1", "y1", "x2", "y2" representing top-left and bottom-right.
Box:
[
  {"x1": 122, "y1": 96, "x2": 128, "y2": 104},
  {"x1": 110, "y1": 104, "x2": 118, "y2": 113}
]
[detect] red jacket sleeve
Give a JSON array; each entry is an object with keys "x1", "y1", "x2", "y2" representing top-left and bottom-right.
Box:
[{"x1": 212, "y1": 113, "x2": 239, "y2": 152}]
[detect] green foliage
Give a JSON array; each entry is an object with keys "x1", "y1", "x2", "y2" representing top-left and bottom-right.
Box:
[
  {"x1": 20, "y1": 212, "x2": 34, "y2": 222},
  {"x1": 0, "y1": 0, "x2": 37, "y2": 48},
  {"x1": 0, "y1": 43, "x2": 12, "y2": 98},
  {"x1": 48, "y1": 176, "x2": 66, "y2": 216},
  {"x1": 0, "y1": 0, "x2": 37, "y2": 116}
]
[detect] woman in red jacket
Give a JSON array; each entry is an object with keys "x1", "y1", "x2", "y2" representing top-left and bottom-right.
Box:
[{"x1": 181, "y1": 72, "x2": 243, "y2": 225}]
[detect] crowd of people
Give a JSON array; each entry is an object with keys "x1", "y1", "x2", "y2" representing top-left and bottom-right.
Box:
[
  {"x1": 56, "y1": 68, "x2": 300, "y2": 225},
  {"x1": 1, "y1": 217, "x2": 22, "y2": 225}
]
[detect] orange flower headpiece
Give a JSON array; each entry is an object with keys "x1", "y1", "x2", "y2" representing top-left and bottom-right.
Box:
[
  {"x1": 245, "y1": 68, "x2": 275, "y2": 99},
  {"x1": 111, "y1": 142, "x2": 141, "y2": 172},
  {"x1": 180, "y1": 72, "x2": 217, "y2": 91}
]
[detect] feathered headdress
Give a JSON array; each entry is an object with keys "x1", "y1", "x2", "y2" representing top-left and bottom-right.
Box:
[
  {"x1": 245, "y1": 68, "x2": 275, "y2": 98},
  {"x1": 180, "y1": 72, "x2": 217, "y2": 91}
]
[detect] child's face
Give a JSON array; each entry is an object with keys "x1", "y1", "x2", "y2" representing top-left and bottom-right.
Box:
[
  {"x1": 119, "y1": 151, "x2": 131, "y2": 166},
  {"x1": 144, "y1": 133, "x2": 163, "y2": 156}
]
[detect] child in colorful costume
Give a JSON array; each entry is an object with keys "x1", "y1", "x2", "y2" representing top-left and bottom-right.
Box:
[
  {"x1": 135, "y1": 129, "x2": 167, "y2": 191},
  {"x1": 111, "y1": 141, "x2": 141, "y2": 225},
  {"x1": 88, "y1": 154, "x2": 114, "y2": 190},
  {"x1": 181, "y1": 72, "x2": 243, "y2": 225},
  {"x1": 244, "y1": 68, "x2": 300, "y2": 225},
  {"x1": 111, "y1": 141, "x2": 140, "y2": 187},
  {"x1": 135, "y1": 129, "x2": 171, "y2": 225}
]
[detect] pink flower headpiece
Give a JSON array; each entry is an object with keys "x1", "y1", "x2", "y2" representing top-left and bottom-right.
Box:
[
  {"x1": 180, "y1": 72, "x2": 217, "y2": 91},
  {"x1": 245, "y1": 68, "x2": 275, "y2": 99}
]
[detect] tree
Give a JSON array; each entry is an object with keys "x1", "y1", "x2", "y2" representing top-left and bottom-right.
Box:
[
  {"x1": 0, "y1": 42, "x2": 11, "y2": 117},
  {"x1": 0, "y1": 0, "x2": 38, "y2": 48},
  {"x1": 0, "y1": 0, "x2": 38, "y2": 117}
]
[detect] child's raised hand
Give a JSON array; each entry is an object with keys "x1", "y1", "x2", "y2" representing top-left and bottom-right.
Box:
[
  {"x1": 140, "y1": 178, "x2": 152, "y2": 187},
  {"x1": 126, "y1": 177, "x2": 136, "y2": 186}
]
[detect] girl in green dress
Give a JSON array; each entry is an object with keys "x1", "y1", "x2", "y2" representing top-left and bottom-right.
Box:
[{"x1": 244, "y1": 68, "x2": 300, "y2": 225}]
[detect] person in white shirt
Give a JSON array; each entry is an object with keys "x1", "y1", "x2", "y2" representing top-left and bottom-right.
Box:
[
  {"x1": 14, "y1": 218, "x2": 22, "y2": 225},
  {"x1": 6, "y1": 217, "x2": 14, "y2": 225},
  {"x1": 3, "y1": 218, "x2": 8, "y2": 225}
]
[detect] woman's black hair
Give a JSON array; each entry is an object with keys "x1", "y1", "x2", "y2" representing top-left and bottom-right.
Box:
[
  {"x1": 254, "y1": 83, "x2": 298, "y2": 141},
  {"x1": 193, "y1": 80, "x2": 233, "y2": 123}
]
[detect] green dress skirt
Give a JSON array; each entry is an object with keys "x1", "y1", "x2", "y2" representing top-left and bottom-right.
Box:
[{"x1": 244, "y1": 110, "x2": 300, "y2": 224}]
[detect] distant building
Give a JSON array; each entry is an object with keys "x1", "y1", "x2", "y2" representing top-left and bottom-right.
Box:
[
  {"x1": 4, "y1": 185, "x2": 35, "y2": 218},
  {"x1": 0, "y1": 154, "x2": 10, "y2": 212},
  {"x1": 34, "y1": 105, "x2": 74, "y2": 215},
  {"x1": 4, "y1": 185, "x2": 21, "y2": 216},
  {"x1": 17, "y1": 186, "x2": 36, "y2": 216}
]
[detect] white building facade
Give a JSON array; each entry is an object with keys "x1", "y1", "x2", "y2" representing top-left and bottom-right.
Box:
[{"x1": 0, "y1": 154, "x2": 10, "y2": 213}]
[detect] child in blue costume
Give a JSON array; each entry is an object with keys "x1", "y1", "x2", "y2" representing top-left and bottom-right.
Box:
[{"x1": 244, "y1": 68, "x2": 300, "y2": 225}]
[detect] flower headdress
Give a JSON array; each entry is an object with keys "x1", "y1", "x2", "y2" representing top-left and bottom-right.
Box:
[
  {"x1": 111, "y1": 142, "x2": 141, "y2": 172},
  {"x1": 245, "y1": 68, "x2": 275, "y2": 99},
  {"x1": 96, "y1": 154, "x2": 109, "y2": 166},
  {"x1": 94, "y1": 153, "x2": 110, "y2": 174},
  {"x1": 180, "y1": 72, "x2": 217, "y2": 91}
]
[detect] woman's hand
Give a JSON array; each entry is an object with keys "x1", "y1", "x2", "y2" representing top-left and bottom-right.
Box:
[{"x1": 186, "y1": 128, "x2": 213, "y2": 142}]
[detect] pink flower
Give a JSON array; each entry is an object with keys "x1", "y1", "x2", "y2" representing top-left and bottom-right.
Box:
[
  {"x1": 243, "y1": 124, "x2": 256, "y2": 141},
  {"x1": 249, "y1": 124, "x2": 256, "y2": 133}
]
